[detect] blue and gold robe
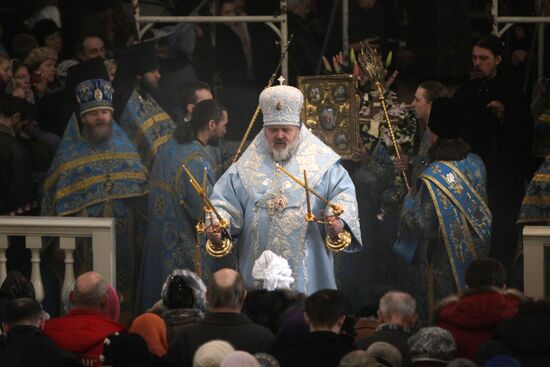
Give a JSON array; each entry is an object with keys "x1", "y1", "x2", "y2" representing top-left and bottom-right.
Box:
[
  {"x1": 118, "y1": 90, "x2": 176, "y2": 169},
  {"x1": 210, "y1": 127, "x2": 362, "y2": 295},
  {"x1": 518, "y1": 156, "x2": 550, "y2": 225},
  {"x1": 139, "y1": 139, "x2": 226, "y2": 311},
  {"x1": 394, "y1": 153, "x2": 491, "y2": 317},
  {"x1": 42, "y1": 115, "x2": 149, "y2": 317}
]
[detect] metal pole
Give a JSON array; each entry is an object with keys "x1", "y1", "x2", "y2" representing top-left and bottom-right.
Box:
[
  {"x1": 132, "y1": 0, "x2": 141, "y2": 42},
  {"x1": 280, "y1": 0, "x2": 289, "y2": 82},
  {"x1": 135, "y1": 15, "x2": 285, "y2": 23},
  {"x1": 538, "y1": 24, "x2": 545, "y2": 79},
  {"x1": 342, "y1": 0, "x2": 349, "y2": 62},
  {"x1": 496, "y1": 16, "x2": 550, "y2": 23},
  {"x1": 492, "y1": 0, "x2": 498, "y2": 35}
]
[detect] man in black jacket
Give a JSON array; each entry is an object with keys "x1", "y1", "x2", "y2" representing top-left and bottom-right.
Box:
[
  {"x1": 276, "y1": 289, "x2": 356, "y2": 367},
  {"x1": 0, "y1": 298, "x2": 81, "y2": 367},
  {"x1": 453, "y1": 35, "x2": 534, "y2": 273},
  {"x1": 167, "y1": 268, "x2": 273, "y2": 367}
]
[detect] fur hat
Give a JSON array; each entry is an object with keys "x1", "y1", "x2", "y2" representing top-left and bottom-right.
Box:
[
  {"x1": 408, "y1": 327, "x2": 457, "y2": 363},
  {"x1": 23, "y1": 47, "x2": 57, "y2": 69}
]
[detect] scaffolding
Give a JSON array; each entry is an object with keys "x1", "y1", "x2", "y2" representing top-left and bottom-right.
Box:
[
  {"x1": 131, "y1": 0, "x2": 289, "y2": 81},
  {"x1": 491, "y1": 0, "x2": 549, "y2": 79}
]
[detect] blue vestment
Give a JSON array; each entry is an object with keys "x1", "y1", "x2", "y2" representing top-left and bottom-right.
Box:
[
  {"x1": 42, "y1": 115, "x2": 148, "y2": 317},
  {"x1": 518, "y1": 156, "x2": 550, "y2": 224},
  {"x1": 139, "y1": 139, "x2": 227, "y2": 311},
  {"x1": 394, "y1": 153, "x2": 491, "y2": 317},
  {"x1": 118, "y1": 90, "x2": 176, "y2": 169},
  {"x1": 210, "y1": 127, "x2": 362, "y2": 295}
]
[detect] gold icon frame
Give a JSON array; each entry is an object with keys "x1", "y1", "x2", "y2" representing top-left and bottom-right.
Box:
[{"x1": 298, "y1": 74, "x2": 361, "y2": 160}]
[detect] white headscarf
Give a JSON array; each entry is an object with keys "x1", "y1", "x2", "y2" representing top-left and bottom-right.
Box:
[{"x1": 252, "y1": 250, "x2": 295, "y2": 291}]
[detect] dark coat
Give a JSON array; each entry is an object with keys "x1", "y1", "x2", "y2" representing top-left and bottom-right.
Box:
[
  {"x1": 0, "y1": 325, "x2": 82, "y2": 367},
  {"x1": 475, "y1": 302, "x2": 550, "y2": 367},
  {"x1": 355, "y1": 324, "x2": 412, "y2": 367},
  {"x1": 166, "y1": 312, "x2": 273, "y2": 367},
  {"x1": 0, "y1": 125, "x2": 34, "y2": 215},
  {"x1": 453, "y1": 73, "x2": 534, "y2": 269},
  {"x1": 276, "y1": 331, "x2": 356, "y2": 367}
]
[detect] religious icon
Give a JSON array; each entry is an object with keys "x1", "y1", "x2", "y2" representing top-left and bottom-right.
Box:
[
  {"x1": 332, "y1": 84, "x2": 347, "y2": 102},
  {"x1": 308, "y1": 86, "x2": 321, "y2": 103},
  {"x1": 298, "y1": 74, "x2": 361, "y2": 160},
  {"x1": 319, "y1": 106, "x2": 337, "y2": 131},
  {"x1": 334, "y1": 133, "x2": 348, "y2": 150}
]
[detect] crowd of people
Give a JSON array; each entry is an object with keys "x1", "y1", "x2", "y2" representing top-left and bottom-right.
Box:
[{"x1": 1, "y1": 0, "x2": 550, "y2": 366}]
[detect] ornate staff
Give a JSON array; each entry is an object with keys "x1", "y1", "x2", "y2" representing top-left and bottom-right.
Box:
[
  {"x1": 357, "y1": 44, "x2": 411, "y2": 191},
  {"x1": 232, "y1": 35, "x2": 294, "y2": 164},
  {"x1": 276, "y1": 164, "x2": 344, "y2": 217},
  {"x1": 181, "y1": 165, "x2": 233, "y2": 257}
]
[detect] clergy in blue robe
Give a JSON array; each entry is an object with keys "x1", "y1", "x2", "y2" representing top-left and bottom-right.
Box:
[
  {"x1": 42, "y1": 78, "x2": 149, "y2": 319},
  {"x1": 394, "y1": 98, "x2": 491, "y2": 317},
  {"x1": 139, "y1": 100, "x2": 229, "y2": 311},
  {"x1": 208, "y1": 84, "x2": 362, "y2": 295},
  {"x1": 113, "y1": 41, "x2": 175, "y2": 170}
]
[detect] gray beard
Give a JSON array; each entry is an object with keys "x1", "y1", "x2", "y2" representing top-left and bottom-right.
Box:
[
  {"x1": 267, "y1": 135, "x2": 301, "y2": 162},
  {"x1": 83, "y1": 124, "x2": 112, "y2": 144}
]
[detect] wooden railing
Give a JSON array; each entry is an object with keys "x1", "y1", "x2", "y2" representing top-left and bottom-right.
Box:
[
  {"x1": 0, "y1": 216, "x2": 115, "y2": 305},
  {"x1": 523, "y1": 226, "x2": 550, "y2": 299}
]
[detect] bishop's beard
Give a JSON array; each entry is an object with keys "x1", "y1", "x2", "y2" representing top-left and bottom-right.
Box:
[{"x1": 266, "y1": 134, "x2": 302, "y2": 162}]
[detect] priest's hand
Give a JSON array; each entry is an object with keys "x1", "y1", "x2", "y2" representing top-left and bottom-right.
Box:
[
  {"x1": 394, "y1": 154, "x2": 409, "y2": 173},
  {"x1": 206, "y1": 222, "x2": 223, "y2": 245},
  {"x1": 326, "y1": 216, "x2": 344, "y2": 239}
]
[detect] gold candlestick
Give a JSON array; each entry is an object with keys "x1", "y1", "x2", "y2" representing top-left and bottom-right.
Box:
[
  {"x1": 181, "y1": 165, "x2": 232, "y2": 257},
  {"x1": 276, "y1": 164, "x2": 344, "y2": 217},
  {"x1": 303, "y1": 170, "x2": 317, "y2": 222}
]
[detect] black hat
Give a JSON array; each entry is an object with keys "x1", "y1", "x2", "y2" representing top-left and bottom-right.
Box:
[
  {"x1": 428, "y1": 97, "x2": 461, "y2": 140},
  {"x1": 122, "y1": 41, "x2": 159, "y2": 76},
  {"x1": 65, "y1": 57, "x2": 110, "y2": 95},
  {"x1": 31, "y1": 19, "x2": 61, "y2": 46},
  {"x1": 101, "y1": 333, "x2": 154, "y2": 366}
]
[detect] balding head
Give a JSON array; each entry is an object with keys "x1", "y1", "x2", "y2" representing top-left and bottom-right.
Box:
[
  {"x1": 71, "y1": 271, "x2": 107, "y2": 309},
  {"x1": 206, "y1": 268, "x2": 245, "y2": 311}
]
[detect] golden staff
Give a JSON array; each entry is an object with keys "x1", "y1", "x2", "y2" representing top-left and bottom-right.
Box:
[
  {"x1": 181, "y1": 165, "x2": 232, "y2": 257},
  {"x1": 276, "y1": 164, "x2": 344, "y2": 217},
  {"x1": 357, "y1": 44, "x2": 411, "y2": 191},
  {"x1": 232, "y1": 35, "x2": 294, "y2": 164},
  {"x1": 304, "y1": 170, "x2": 316, "y2": 222}
]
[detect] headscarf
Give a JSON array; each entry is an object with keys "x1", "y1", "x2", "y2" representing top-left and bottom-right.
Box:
[
  {"x1": 129, "y1": 313, "x2": 168, "y2": 357},
  {"x1": 193, "y1": 340, "x2": 234, "y2": 367},
  {"x1": 252, "y1": 250, "x2": 294, "y2": 290},
  {"x1": 161, "y1": 269, "x2": 206, "y2": 311},
  {"x1": 104, "y1": 284, "x2": 121, "y2": 321},
  {"x1": 221, "y1": 351, "x2": 260, "y2": 367},
  {"x1": 0, "y1": 271, "x2": 35, "y2": 299}
]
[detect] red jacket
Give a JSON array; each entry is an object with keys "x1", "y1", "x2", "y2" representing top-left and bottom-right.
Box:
[
  {"x1": 44, "y1": 308, "x2": 125, "y2": 367},
  {"x1": 436, "y1": 288, "x2": 523, "y2": 360}
]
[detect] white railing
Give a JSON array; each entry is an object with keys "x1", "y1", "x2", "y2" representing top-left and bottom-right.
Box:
[
  {"x1": 523, "y1": 225, "x2": 550, "y2": 298},
  {"x1": 0, "y1": 216, "x2": 115, "y2": 305}
]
